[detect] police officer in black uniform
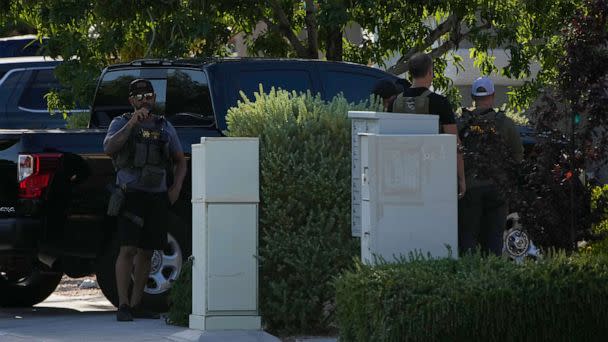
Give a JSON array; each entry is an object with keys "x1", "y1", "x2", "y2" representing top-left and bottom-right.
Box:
[
  {"x1": 391, "y1": 53, "x2": 467, "y2": 198},
  {"x1": 103, "y1": 79, "x2": 187, "y2": 321}
]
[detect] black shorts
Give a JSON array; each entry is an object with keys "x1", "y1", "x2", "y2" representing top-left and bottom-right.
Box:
[{"x1": 117, "y1": 190, "x2": 169, "y2": 250}]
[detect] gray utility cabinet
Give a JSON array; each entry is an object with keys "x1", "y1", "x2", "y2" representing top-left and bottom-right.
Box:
[
  {"x1": 189, "y1": 137, "x2": 261, "y2": 331},
  {"x1": 349, "y1": 111, "x2": 439, "y2": 237},
  {"x1": 359, "y1": 133, "x2": 458, "y2": 264}
]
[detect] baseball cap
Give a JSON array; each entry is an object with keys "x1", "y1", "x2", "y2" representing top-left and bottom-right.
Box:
[
  {"x1": 129, "y1": 79, "x2": 154, "y2": 96},
  {"x1": 471, "y1": 77, "x2": 495, "y2": 97},
  {"x1": 371, "y1": 79, "x2": 400, "y2": 99}
]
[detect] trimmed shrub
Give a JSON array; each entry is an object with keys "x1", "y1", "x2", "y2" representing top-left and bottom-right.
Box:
[
  {"x1": 226, "y1": 87, "x2": 381, "y2": 334},
  {"x1": 335, "y1": 253, "x2": 608, "y2": 341}
]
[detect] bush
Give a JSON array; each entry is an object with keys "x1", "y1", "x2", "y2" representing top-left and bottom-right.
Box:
[
  {"x1": 591, "y1": 185, "x2": 608, "y2": 236},
  {"x1": 335, "y1": 252, "x2": 608, "y2": 341},
  {"x1": 580, "y1": 185, "x2": 608, "y2": 255},
  {"x1": 166, "y1": 257, "x2": 192, "y2": 326},
  {"x1": 225, "y1": 87, "x2": 381, "y2": 334}
]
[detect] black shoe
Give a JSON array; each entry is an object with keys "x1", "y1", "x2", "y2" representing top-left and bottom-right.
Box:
[
  {"x1": 131, "y1": 304, "x2": 160, "y2": 319},
  {"x1": 116, "y1": 304, "x2": 133, "y2": 322}
]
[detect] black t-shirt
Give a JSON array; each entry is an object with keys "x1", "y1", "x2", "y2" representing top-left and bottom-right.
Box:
[{"x1": 392, "y1": 87, "x2": 456, "y2": 126}]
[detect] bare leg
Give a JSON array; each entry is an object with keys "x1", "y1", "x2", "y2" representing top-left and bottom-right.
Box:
[
  {"x1": 130, "y1": 248, "x2": 153, "y2": 307},
  {"x1": 116, "y1": 246, "x2": 137, "y2": 307}
]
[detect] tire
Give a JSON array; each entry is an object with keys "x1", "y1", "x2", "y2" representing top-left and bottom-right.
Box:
[
  {"x1": 0, "y1": 268, "x2": 63, "y2": 307},
  {"x1": 96, "y1": 214, "x2": 187, "y2": 312}
]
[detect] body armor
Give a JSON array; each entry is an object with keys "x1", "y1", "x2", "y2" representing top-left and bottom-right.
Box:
[
  {"x1": 392, "y1": 89, "x2": 432, "y2": 114},
  {"x1": 112, "y1": 113, "x2": 171, "y2": 188}
]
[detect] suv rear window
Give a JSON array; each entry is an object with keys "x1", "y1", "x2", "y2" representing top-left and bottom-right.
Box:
[
  {"x1": 93, "y1": 68, "x2": 214, "y2": 127},
  {"x1": 321, "y1": 70, "x2": 383, "y2": 103},
  {"x1": 18, "y1": 68, "x2": 60, "y2": 110}
]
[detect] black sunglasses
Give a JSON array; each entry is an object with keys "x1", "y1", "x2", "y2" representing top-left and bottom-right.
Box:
[{"x1": 131, "y1": 92, "x2": 154, "y2": 101}]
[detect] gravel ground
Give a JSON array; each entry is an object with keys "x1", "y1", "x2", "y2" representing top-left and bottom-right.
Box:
[{"x1": 53, "y1": 275, "x2": 103, "y2": 297}]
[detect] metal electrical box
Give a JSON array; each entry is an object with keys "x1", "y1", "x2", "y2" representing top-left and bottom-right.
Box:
[
  {"x1": 189, "y1": 137, "x2": 261, "y2": 331},
  {"x1": 359, "y1": 133, "x2": 458, "y2": 264},
  {"x1": 349, "y1": 111, "x2": 439, "y2": 237}
]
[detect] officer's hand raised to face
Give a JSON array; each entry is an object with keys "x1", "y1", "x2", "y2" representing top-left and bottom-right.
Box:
[{"x1": 128, "y1": 107, "x2": 150, "y2": 127}]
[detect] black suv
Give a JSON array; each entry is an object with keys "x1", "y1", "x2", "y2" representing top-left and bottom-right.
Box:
[{"x1": 0, "y1": 56, "x2": 86, "y2": 129}]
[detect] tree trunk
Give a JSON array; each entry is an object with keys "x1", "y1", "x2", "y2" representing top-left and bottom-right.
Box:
[
  {"x1": 325, "y1": 27, "x2": 343, "y2": 61},
  {"x1": 304, "y1": 0, "x2": 319, "y2": 59}
]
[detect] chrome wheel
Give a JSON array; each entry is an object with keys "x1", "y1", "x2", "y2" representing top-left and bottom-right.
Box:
[{"x1": 144, "y1": 233, "x2": 183, "y2": 295}]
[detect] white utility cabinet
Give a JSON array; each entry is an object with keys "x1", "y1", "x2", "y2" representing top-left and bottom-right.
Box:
[
  {"x1": 189, "y1": 137, "x2": 261, "y2": 331},
  {"x1": 359, "y1": 133, "x2": 458, "y2": 264},
  {"x1": 349, "y1": 111, "x2": 438, "y2": 236}
]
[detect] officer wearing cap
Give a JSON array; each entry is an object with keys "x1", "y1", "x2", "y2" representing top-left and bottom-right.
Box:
[
  {"x1": 103, "y1": 79, "x2": 187, "y2": 321},
  {"x1": 458, "y1": 77, "x2": 523, "y2": 256}
]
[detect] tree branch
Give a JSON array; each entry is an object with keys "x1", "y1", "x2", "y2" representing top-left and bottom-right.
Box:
[
  {"x1": 145, "y1": 8, "x2": 156, "y2": 58},
  {"x1": 387, "y1": 13, "x2": 458, "y2": 74},
  {"x1": 304, "y1": 0, "x2": 319, "y2": 58},
  {"x1": 266, "y1": 0, "x2": 308, "y2": 57},
  {"x1": 387, "y1": 15, "x2": 491, "y2": 75}
]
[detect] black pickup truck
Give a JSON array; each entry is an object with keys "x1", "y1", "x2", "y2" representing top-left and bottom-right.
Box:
[{"x1": 0, "y1": 58, "x2": 399, "y2": 309}]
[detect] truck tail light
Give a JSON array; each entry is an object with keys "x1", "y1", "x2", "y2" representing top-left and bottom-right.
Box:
[{"x1": 18, "y1": 153, "x2": 63, "y2": 199}]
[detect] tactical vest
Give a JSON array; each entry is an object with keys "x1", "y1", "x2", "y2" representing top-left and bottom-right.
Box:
[
  {"x1": 112, "y1": 113, "x2": 171, "y2": 188},
  {"x1": 458, "y1": 107, "x2": 517, "y2": 189},
  {"x1": 392, "y1": 89, "x2": 432, "y2": 114}
]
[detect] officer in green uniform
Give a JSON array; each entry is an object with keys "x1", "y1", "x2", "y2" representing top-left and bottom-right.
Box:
[
  {"x1": 103, "y1": 79, "x2": 187, "y2": 321},
  {"x1": 458, "y1": 77, "x2": 523, "y2": 256}
]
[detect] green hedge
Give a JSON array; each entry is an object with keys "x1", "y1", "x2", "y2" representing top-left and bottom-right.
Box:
[
  {"x1": 225, "y1": 87, "x2": 381, "y2": 334},
  {"x1": 335, "y1": 252, "x2": 608, "y2": 341}
]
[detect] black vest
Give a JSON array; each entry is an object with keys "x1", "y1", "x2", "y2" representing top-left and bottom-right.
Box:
[{"x1": 112, "y1": 114, "x2": 171, "y2": 187}]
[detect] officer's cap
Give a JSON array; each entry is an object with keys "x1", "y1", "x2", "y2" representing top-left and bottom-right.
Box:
[
  {"x1": 129, "y1": 79, "x2": 154, "y2": 96},
  {"x1": 471, "y1": 77, "x2": 495, "y2": 97}
]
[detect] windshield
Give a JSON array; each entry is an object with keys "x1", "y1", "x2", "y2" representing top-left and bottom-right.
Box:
[{"x1": 92, "y1": 67, "x2": 214, "y2": 128}]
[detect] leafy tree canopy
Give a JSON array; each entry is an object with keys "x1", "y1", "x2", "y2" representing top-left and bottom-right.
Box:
[{"x1": 0, "y1": 0, "x2": 584, "y2": 112}]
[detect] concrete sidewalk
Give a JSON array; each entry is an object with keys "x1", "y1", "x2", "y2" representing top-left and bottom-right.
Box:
[
  {"x1": 0, "y1": 294, "x2": 202, "y2": 341},
  {"x1": 0, "y1": 294, "x2": 285, "y2": 342},
  {"x1": 0, "y1": 294, "x2": 334, "y2": 342}
]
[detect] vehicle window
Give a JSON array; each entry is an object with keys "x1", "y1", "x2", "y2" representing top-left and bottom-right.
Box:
[
  {"x1": 237, "y1": 70, "x2": 312, "y2": 99},
  {"x1": 94, "y1": 69, "x2": 167, "y2": 113},
  {"x1": 321, "y1": 71, "x2": 382, "y2": 103},
  {"x1": 93, "y1": 68, "x2": 213, "y2": 127},
  {"x1": 0, "y1": 70, "x2": 26, "y2": 104},
  {"x1": 18, "y1": 69, "x2": 60, "y2": 110},
  {"x1": 0, "y1": 38, "x2": 45, "y2": 57},
  {"x1": 166, "y1": 69, "x2": 214, "y2": 126}
]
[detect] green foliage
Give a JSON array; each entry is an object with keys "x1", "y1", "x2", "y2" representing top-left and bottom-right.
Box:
[
  {"x1": 336, "y1": 252, "x2": 608, "y2": 341},
  {"x1": 591, "y1": 185, "x2": 608, "y2": 236},
  {"x1": 6, "y1": 0, "x2": 232, "y2": 112},
  {"x1": 166, "y1": 256, "x2": 192, "y2": 327},
  {"x1": 225, "y1": 87, "x2": 380, "y2": 334},
  {"x1": 64, "y1": 111, "x2": 90, "y2": 129},
  {"x1": 3, "y1": 0, "x2": 585, "y2": 112},
  {"x1": 512, "y1": 0, "x2": 608, "y2": 250}
]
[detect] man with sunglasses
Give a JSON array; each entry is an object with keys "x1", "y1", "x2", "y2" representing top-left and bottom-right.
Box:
[{"x1": 103, "y1": 79, "x2": 187, "y2": 321}]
